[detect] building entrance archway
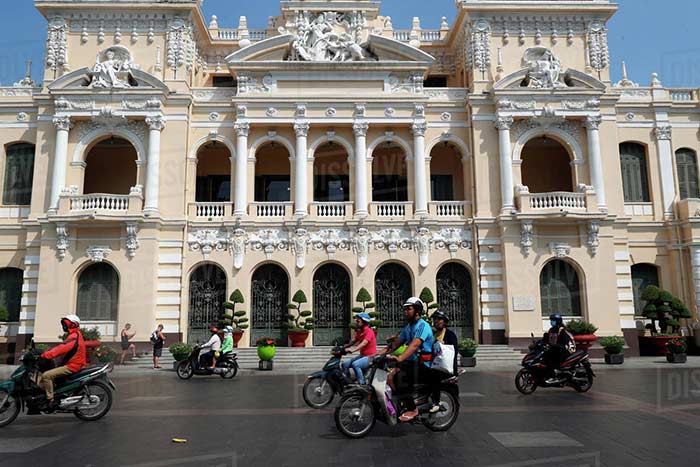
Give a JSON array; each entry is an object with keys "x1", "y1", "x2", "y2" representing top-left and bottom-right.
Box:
[
  {"x1": 251, "y1": 264, "x2": 289, "y2": 346},
  {"x1": 374, "y1": 263, "x2": 413, "y2": 342},
  {"x1": 313, "y1": 264, "x2": 351, "y2": 345},
  {"x1": 436, "y1": 262, "x2": 474, "y2": 339},
  {"x1": 188, "y1": 264, "x2": 227, "y2": 344}
]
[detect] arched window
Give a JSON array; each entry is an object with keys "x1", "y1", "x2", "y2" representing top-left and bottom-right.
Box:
[
  {"x1": 521, "y1": 137, "x2": 573, "y2": 193},
  {"x1": 619, "y1": 143, "x2": 650, "y2": 202},
  {"x1": 76, "y1": 263, "x2": 119, "y2": 321},
  {"x1": 675, "y1": 148, "x2": 699, "y2": 200},
  {"x1": 430, "y1": 142, "x2": 464, "y2": 201},
  {"x1": 540, "y1": 260, "x2": 581, "y2": 317},
  {"x1": 84, "y1": 137, "x2": 138, "y2": 195},
  {"x1": 0, "y1": 268, "x2": 23, "y2": 322},
  {"x1": 631, "y1": 263, "x2": 660, "y2": 316},
  {"x1": 196, "y1": 142, "x2": 232, "y2": 202},
  {"x1": 255, "y1": 143, "x2": 291, "y2": 202},
  {"x1": 372, "y1": 143, "x2": 408, "y2": 202},
  {"x1": 313, "y1": 143, "x2": 349, "y2": 202},
  {"x1": 3, "y1": 143, "x2": 35, "y2": 205}
]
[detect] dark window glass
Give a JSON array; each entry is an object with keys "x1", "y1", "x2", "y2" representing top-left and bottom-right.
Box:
[
  {"x1": 372, "y1": 175, "x2": 408, "y2": 202},
  {"x1": 676, "y1": 148, "x2": 700, "y2": 200},
  {"x1": 0, "y1": 268, "x2": 23, "y2": 322},
  {"x1": 3, "y1": 143, "x2": 35, "y2": 205},
  {"x1": 431, "y1": 174, "x2": 454, "y2": 201},
  {"x1": 77, "y1": 263, "x2": 119, "y2": 321},
  {"x1": 314, "y1": 175, "x2": 349, "y2": 202},
  {"x1": 255, "y1": 176, "x2": 290, "y2": 202},
  {"x1": 540, "y1": 260, "x2": 581, "y2": 316},
  {"x1": 212, "y1": 76, "x2": 237, "y2": 88},
  {"x1": 423, "y1": 76, "x2": 448, "y2": 88},
  {"x1": 619, "y1": 143, "x2": 650, "y2": 202},
  {"x1": 631, "y1": 264, "x2": 660, "y2": 316},
  {"x1": 196, "y1": 176, "x2": 231, "y2": 202}
]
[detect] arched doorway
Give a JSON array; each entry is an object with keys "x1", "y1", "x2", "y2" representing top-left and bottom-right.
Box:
[
  {"x1": 631, "y1": 263, "x2": 660, "y2": 316},
  {"x1": 436, "y1": 262, "x2": 474, "y2": 339},
  {"x1": 314, "y1": 142, "x2": 349, "y2": 202},
  {"x1": 196, "y1": 141, "x2": 231, "y2": 202},
  {"x1": 76, "y1": 263, "x2": 119, "y2": 323},
  {"x1": 188, "y1": 264, "x2": 227, "y2": 344},
  {"x1": 313, "y1": 263, "x2": 351, "y2": 345},
  {"x1": 251, "y1": 264, "x2": 289, "y2": 346},
  {"x1": 374, "y1": 263, "x2": 413, "y2": 342},
  {"x1": 372, "y1": 142, "x2": 408, "y2": 202},
  {"x1": 0, "y1": 268, "x2": 23, "y2": 322},
  {"x1": 430, "y1": 142, "x2": 464, "y2": 201},
  {"x1": 255, "y1": 142, "x2": 291, "y2": 202},
  {"x1": 83, "y1": 137, "x2": 138, "y2": 195},
  {"x1": 521, "y1": 137, "x2": 573, "y2": 193},
  {"x1": 540, "y1": 260, "x2": 582, "y2": 317}
]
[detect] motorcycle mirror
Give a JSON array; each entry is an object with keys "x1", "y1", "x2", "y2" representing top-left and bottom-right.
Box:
[{"x1": 531, "y1": 332, "x2": 535, "y2": 339}]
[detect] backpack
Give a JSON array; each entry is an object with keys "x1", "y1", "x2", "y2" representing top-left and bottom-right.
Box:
[{"x1": 150, "y1": 331, "x2": 159, "y2": 345}]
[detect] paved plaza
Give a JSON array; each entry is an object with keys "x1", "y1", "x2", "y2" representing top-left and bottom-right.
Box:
[{"x1": 1, "y1": 363, "x2": 699, "y2": 467}]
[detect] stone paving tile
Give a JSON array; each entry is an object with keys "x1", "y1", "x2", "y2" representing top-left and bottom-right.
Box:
[
  {"x1": 489, "y1": 431, "x2": 583, "y2": 448},
  {"x1": 0, "y1": 437, "x2": 63, "y2": 453}
]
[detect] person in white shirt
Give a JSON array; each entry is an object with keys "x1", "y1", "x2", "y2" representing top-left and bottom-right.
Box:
[{"x1": 200, "y1": 326, "x2": 222, "y2": 369}]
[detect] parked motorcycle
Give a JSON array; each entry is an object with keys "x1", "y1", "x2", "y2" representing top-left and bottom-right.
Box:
[
  {"x1": 176, "y1": 346, "x2": 238, "y2": 380},
  {"x1": 334, "y1": 355, "x2": 460, "y2": 438},
  {"x1": 302, "y1": 346, "x2": 355, "y2": 409},
  {"x1": 515, "y1": 334, "x2": 595, "y2": 395},
  {"x1": 0, "y1": 350, "x2": 115, "y2": 428}
]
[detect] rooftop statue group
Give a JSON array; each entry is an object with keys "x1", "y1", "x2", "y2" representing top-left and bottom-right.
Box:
[{"x1": 287, "y1": 11, "x2": 375, "y2": 62}]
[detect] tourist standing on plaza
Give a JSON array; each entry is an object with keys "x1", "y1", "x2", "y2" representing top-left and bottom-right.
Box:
[
  {"x1": 430, "y1": 310, "x2": 458, "y2": 412},
  {"x1": 119, "y1": 323, "x2": 136, "y2": 365},
  {"x1": 151, "y1": 324, "x2": 165, "y2": 369},
  {"x1": 342, "y1": 313, "x2": 377, "y2": 384}
]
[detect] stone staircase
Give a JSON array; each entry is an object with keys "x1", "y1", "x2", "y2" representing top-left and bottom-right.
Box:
[{"x1": 124, "y1": 345, "x2": 524, "y2": 371}]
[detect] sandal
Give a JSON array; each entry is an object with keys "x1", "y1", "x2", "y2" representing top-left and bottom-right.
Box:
[{"x1": 399, "y1": 410, "x2": 418, "y2": 422}]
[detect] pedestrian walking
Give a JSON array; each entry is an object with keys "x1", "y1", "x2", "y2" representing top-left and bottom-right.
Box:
[
  {"x1": 151, "y1": 324, "x2": 165, "y2": 369},
  {"x1": 119, "y1": 323, "x2": 137, "y2": 365}
]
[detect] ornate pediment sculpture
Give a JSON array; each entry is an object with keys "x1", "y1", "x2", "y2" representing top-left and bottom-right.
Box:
[
  {"x1": 286, "y1": 11, "x2": 376, "y2": 62},
  {"x1": 522, "y1": 47, "x2": 566, "y2": 89},
  {"x1": 90, "y1": 46, "x2": 137, "y2": 89}
]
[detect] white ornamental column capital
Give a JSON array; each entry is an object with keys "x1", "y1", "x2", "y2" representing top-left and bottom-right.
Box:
[
  {"x1": 584, "y1": 115, "x2": 602, "y2": 131},
  {"x1": 353, "y1": 121, "x2": 369, "y2": 137},
  {"x1": 495, "y1": 116, "x2": 514, "y2": 131},
  {"x1": 52, "y1": 116, "x2": 72, "y2": 131},
  {"x1": 294, "y1": 121, "x2": 310, "y2": 137},
  {"x1": 654, "y1": 125, "x2": 672, "y2": 141},
  {"x1": 145, "y1": 116, "x2": 166, "y2": 132},
  {"x1": 411, "y1": 121, "x2": 427, "y2": 137},
  {"x1": 234, "y1": 121, "x2": 250, "y2": 137}
]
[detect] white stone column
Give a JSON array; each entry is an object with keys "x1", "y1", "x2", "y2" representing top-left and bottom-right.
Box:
[
  {"x1": 233, "y1": 122, "x2": 250, "y2": 217},
  {"x1": 691, "y1": 246, "x2": 700, "y2": 315},
  {"x1": 654, "y1": 125, "x2": 676, "y2": 218},
  {"x1": 49, "y1": 116, "x2": 71, "y2": 212},
  {"x1": 412, "y1": 121, "x2": 428, "y2": 216},
  {"x1": 144, "y1": 116, "x2": 165, "y2": 215},
  {"x1": 584, "y1": 116, "x2": 607, "y2": 211},
  {"x1": 495, "y1": 116, "x2": 515, "y2": 214},
  {"x1": 353, "y1": 121, "x2": 369, "y2": 218},
  {"x1": 294, "y1": 122, "x2": 310, "y2": 218}
]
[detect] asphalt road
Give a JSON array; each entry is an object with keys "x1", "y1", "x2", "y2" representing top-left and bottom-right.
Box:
[{"x1": 0, "y1": 366, "x2": 699, "y2": 467}]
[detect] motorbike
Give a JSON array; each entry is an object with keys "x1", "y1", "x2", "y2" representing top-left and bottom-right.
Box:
[
  {"x1": 334, "y1": 355, "x2": 460, "y2": 438},
  {"x1": 515, "y1": 334, "x2": 595, "y2": 395},
  {"x1": 302, "y1": 346, "x2": 356, "y2": 409},
  {"x1": 0, "y1": 350, "x2": 115, "y2": 428},
  {"x1": 176, "y1": 346, "x2": 238, "y2": 380}
]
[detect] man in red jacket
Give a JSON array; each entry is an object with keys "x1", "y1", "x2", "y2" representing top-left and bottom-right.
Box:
[{"x1": 40, "y1": 314, "x2": 86, "y2": 405}]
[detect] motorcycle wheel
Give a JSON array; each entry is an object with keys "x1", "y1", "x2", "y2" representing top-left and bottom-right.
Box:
[
  {"x1": 220, "y1": 363, "x2": 238, "y2": 380},
  {"x1": 73, "y1": 381, "x2": 112, "y2": 422},
  {"x1": 424, "y1": 390, "x2": 459, "y2": 432},
  {"x1": 572, "y1": 365, "x2": 594, "y2": 393},
  {"x1": 334, "y1": 395, "x2": 375, "y2": 439},
  {"x1": 302, "y1": 377, "x2": 335, "y2": 409},
  {"x1": 176, "y1": 361, "x2": 194, "y2": 380},
  {"x1": 0, "y1": 389, "x2": 20, "y2": 428},
  {"x1": 515, "y1": 369, "x2": 538, "y2": 395}
]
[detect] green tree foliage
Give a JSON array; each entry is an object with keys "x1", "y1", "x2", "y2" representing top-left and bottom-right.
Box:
[
  {"x1": 352, "y1": 287, "x2": 380, "y2": 328},
  {"x1": 222, "y1": 289, "x2": 249, "y2": 331},
  {"x1": 287, "y1": 290, "x2": 314, "y2": 331}
]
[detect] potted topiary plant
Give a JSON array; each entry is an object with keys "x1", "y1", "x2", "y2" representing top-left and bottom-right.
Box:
[
  {"x1": 567, "y1": 320, "x2": 598, "y2": 351},
  {"x1": 286, "y1": 290, "x2": 314, "y2": 347},
  {"x1": 223, "y1": 289, "x2": 249, "y2": 347},
  {"x1": 168, "y1": 342, "x2": 192, "y2": 362},
  {"x1": 256, "y1": 336, "x2": 276, "y2": 370},
  {"x1": 639, "y1": 286, "x2": 690, "y2": 356},
  {"x1": 458, "y1": 338, "x2": 478, "y2": 367},
  {"x1": 666, "y1": 337, "x2": 688, "y2": 364},
  {"x1": 599, "y1": 336, "x2": 626, "y2": 364},
  {"x1": 419, "y1": 287, "x2": 440, "y2": 320},
  {"x1": 352, "y1": 288, "x2": 381, "y2": 329}
]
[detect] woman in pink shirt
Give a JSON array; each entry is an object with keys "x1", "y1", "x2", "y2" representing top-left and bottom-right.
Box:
[{"x1": 342, "y1": 313, "x2": 377, "y2": 384}]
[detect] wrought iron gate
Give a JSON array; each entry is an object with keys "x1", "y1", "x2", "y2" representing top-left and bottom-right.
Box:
[
  {"x1": 436, "y1": 263, "x2": 474, "y2": 339},
  {"x1": 188, "y1": 265, "x2": 227, "y2": 345},
  {"x1": 313, "y1": 264, "x2": 350, "y2": 346},
  {"x1": 374, "y1": 263, "x2": 412, "y2": 343},
  {"x1": 251, "y1": 264, "x2": 289, "y2": 346}
]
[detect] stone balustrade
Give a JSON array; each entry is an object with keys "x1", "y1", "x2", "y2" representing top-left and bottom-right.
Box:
[{"x1": 370, "y1": 201, "x2": 413, "y2": 219}]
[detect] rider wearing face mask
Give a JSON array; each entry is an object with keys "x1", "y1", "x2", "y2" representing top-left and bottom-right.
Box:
[
  {"x1": 542, "y1": 314, "x2": 576, "y2": 383},
  {"x1": 40, "y1": 315, "x2": 87, "y2": 408},
  {"x1": 200, "y1": 326, "x2": 222, "y2": 370}
]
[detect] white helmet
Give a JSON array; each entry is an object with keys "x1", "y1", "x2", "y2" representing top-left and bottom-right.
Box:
[
  {"x1": 63, "y1": 314, "x2": 81, "y2": 326},
  {"x1": 402, "y1": 297, "x2": 424, "y2": 314},
  {"x1": 225, "y1": 326, "x2": 233, "y2": 334}
]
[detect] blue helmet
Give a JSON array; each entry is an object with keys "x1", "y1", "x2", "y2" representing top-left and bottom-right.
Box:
[
  {"x1": 356, "y1": 313, "x2": 372, "y2": 324},
  {"x1": 549, "y1": 314, "x2": 563, "y2": 327}
]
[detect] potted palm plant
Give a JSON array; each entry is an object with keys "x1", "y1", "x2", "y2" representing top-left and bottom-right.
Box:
[
  {"x1": 666, "y1": 337, "x2": 688, "y2": 364},
  {"x1": 567, "y1": 320, "x2": 598, "y2": 351},
  {"x1": 223, "y1": 289, "x2": 249, "y2": 347},
  {"x1": 458, "y1": 338, "x2": 478, "y2": 367},
  {"x1": 256, "y1": 336, "x2": 276, "y2": 370},
  {"x1": 286, "y1": 290, "x2": 314, "y2": 347},
  {"x1": 599, "y1": 336, "x2": 625, "y2": 364}
]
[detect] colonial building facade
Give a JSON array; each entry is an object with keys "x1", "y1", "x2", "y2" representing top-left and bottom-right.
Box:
[{"x1": 0, "y1": 0, "x2": 698, "y2": 359}]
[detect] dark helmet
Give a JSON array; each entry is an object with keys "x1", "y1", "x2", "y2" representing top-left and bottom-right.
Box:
[
  {"x1": 403, "y1": 297, "x2": 424, "y2": 315},
  {"x1": 431, "y1": 310, "x2": 450, "y2": 323},
  {"x1": 549, "y1": 314, "x2": 564, "y2": 326}
]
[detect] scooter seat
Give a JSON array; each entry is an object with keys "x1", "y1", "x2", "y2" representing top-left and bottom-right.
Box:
[
  {"x1": 55, "y1": 366, "x2": 102, "y2": 385},
  {"x1": 561, "y1": 350, "x2": 587, "y2": 367}
]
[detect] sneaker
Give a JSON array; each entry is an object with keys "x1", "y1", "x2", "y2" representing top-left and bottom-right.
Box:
[{"x1": 429, "y1": 404, "x2": 441, "y2": 414}]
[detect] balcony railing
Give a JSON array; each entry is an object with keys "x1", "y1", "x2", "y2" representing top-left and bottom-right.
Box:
[
  {"x1": 312, "y1": 202, "x2": 353, "y2": 219},
  {"x1": 70, "y1": 194, "x2": 130, "y2": 212},
  {"x1": 429, "y1": 201, "x2": 470, "y2": 218},
  {"x1": 370, "y1": 202, "x2": 413, "y2": 218},
  {"x1": 189, "y1": 202, "x2": 231, "y2": 219},
  {"x1": 670, "y1": 89, "x2": 697, "y2": 101},
  {"x1": 516, "y1": 186, "x2": 597, "y2": 215},
  {"x1": 252, "y1": 202, "x2": 292, "y2": 219}
]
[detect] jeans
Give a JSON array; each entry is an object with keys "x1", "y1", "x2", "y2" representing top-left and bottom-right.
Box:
[{"x1": 342, "y1": 355, "x2": 370, "y2": 384}]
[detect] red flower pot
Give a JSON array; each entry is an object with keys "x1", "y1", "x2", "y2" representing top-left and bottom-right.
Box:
[
  {"x1": 288, "y1": 331, "x2": 309, "y2": 348},
  {"x1": 639, "y1": 336, "x2": 679, "y2": 356},
  {"x1": 232, "y1": 331, "x2": 244, "y2": 348},
  {"x1": 573, "y1": 334, "x2": 597, "y2": 351}
]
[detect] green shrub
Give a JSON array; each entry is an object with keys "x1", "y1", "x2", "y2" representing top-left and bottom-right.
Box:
[
  {"x1": 60, "y1": 326, "x2": 101, "y2": 342},
  {"x1": 353, "y1": 288, "x2": 381, "y2": 329},
  {"x1": 666, "y1": 337, "x2": 688, "y2": 355},
  {"x1": 168, "y1": 342, "x2": 193, "y2": 361},
  {"x1": 566, "y1": 320, "x2": 598, "y2": 335},
  {"x1": 286, "y1": 290, "x2": 314, "y2": 331},
  {"x1": 223, "y1": 289, "x2": 249, "y2": 331},
  {"x1": 0, "y1": 306, "x2": 8, "y2": 322},
  {"x1": 599, "y1": 336, "x2": 625, "y2": 354},
  {"x1": 94, "y1": 345, "x2": 117, "y2": 363},
  {"x1": 458, "y1": 338, "x2": 478, "y2": 351}
]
